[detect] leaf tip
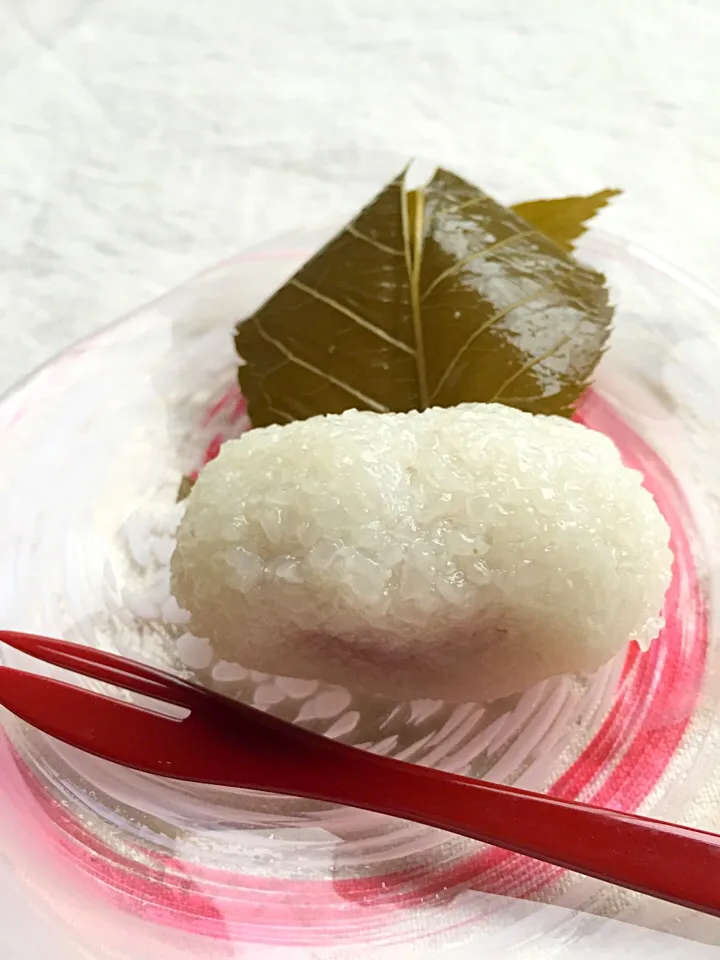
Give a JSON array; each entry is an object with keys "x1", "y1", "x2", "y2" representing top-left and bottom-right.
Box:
[{"x1": 176, "y1": 474, "x2": 195, "y2": 502}]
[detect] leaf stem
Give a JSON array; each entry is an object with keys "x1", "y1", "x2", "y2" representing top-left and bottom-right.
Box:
[{"x1": 404, "y1": 186, "x2": 429, "y2": 410}]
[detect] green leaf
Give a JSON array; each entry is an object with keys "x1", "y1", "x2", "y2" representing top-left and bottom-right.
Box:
[
  {"x1": 511, "y1": 189, "x2": 621, "y2": 252},
  {"x1": 235, "y1": 167, "x2": 614, "y2": 427},
  {"x1": 236, "y1": 170, "x2": 419, "y2": 423},
  {"x1": 176, "y1": 474, "x2": 195, "y2": 502},
  {"x1": 417, "y1": 169, "x2": 614, "y2": 414}
]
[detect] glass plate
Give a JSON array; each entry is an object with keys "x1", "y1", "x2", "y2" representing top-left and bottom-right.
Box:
[{"x1": 0, "y1": 229, "x2": 720, "y2": 960}]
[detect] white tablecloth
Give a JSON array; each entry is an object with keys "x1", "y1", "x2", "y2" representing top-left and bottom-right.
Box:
[{"x1": 1, "y1": 0, "x2": 719, "y2": 395}]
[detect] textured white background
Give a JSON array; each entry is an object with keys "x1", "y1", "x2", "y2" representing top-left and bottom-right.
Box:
[
  {"x1": 1, "y1": 0, "x2": 720, "y2": 394},
  {"x1": 2, "y1": 4, "x2": 720, "y2": 956}
]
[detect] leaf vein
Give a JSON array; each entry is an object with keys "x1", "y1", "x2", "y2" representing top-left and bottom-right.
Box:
[
  {"x1": 290, "y1": 280, "x2": 414, "y2": 355},
  {"x1": 251, "y1": 318, "x2": 389, "y2": 413},
  {"x1": 490, "y1": 320, "x2": 583, "y2": 402},
  {"x1": 429, "y1": 277, "x2": 561, "y2": 403},
  {"x1": 421, "y1": 229, "x2": 539, "y2": 301},
  {"x1": 402, "y1": 180, "x2": 429, "y2": 409},
  {"x1": 346, "y1": 224, "x2": 404, "y2": 257}
]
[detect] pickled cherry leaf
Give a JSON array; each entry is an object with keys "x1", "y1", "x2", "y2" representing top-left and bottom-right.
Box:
[
  {"x1": 417, "y1": 169, "x2": 614, "y2": 414},
  {"x1": 235, "y1": 166, "x2": 614, "y2": 427},
  {"x1": 176, "y1": 475, "x2": 195, "y2": 502},
  {"x1": 236, "y1": 170, "x2": 416, "y2": 423},
  {"x1": 511, "y1": 189, "x2": 621, "y2": 252}
]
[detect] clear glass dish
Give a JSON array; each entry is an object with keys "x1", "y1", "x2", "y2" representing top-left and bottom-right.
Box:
[{"x1": 0, "y1": 229, "x2": 719, "y2": 959}]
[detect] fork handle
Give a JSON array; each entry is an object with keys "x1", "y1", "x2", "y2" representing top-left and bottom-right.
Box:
[{"x1": 317, "y1": 750, "x2": 720, "y2": 916}]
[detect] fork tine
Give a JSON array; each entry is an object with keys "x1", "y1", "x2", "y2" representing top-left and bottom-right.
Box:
[
  {"x1": 0, "y1": 631, "x2": 209, "y2": 710},
  {"x1": 0, "y1": 631, "x2": 346, "y2": 753},
  {"x1": 0, "y1": 663, "x2": 320, "y2": 791},
  {"x1": 0, "y1": 665, "x2": 193, "y2": 775}
]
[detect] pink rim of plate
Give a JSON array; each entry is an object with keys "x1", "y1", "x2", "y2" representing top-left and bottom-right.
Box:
[{"x1": 0, "y1": 235, "x2": 709, "y2": 947}]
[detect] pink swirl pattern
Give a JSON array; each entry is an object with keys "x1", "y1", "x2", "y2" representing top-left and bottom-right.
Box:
[{"x1": 1, "y1": 386, "x2": 705, "y2": 947}]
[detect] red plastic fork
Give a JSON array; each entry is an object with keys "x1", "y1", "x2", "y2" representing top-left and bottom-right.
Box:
[{"x1": 1, "y1": 629, "x2": 719, "y2": 917}]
